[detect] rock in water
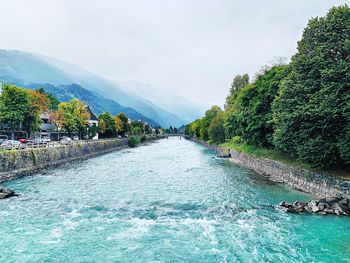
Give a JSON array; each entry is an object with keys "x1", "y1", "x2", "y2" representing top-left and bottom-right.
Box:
[
  {"x1": 0, "y1": 188, "x2": 18, "y2": 199},
  {"x1": 278, "y1": 197, "x2": 349, "y2": 216}
]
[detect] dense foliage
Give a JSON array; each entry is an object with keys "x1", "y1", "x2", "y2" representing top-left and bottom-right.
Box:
[
  {"x1": 186, "y1": 5, "x2": 350, "y2": 169},
  {"x1": 0, "y1": 84, "x2": 157, "y2": 139},
  {"x1": 0, "y1": 84, "x2": 49, "y2": 133},
  {"x1": 54, "y1": 99, "x2": 89, "y2": 133},
  {"x1": 273, "y1": 5, "x2": 350, "y2": 167}
]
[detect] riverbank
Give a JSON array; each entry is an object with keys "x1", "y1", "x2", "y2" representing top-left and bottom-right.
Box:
[
  {"x1": 0, "y1": 136, "x2": 163, "y2": 183},
  {"x1": 188, "y1": 137, "x2": 350, "y2": 199}
]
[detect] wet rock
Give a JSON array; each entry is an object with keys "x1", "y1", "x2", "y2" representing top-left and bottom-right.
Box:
[
  {"x1": 218, "y1": 152, "x2": 231, "y2": 158},
  {"x1": 278, "y1": 197, "x2": 349, "y2": 216},
  {"x1": 308, "y1": 200, "x2": 319, "y2": 213},
  {"x1": 317, "y1": 202, "x2": 327, "y2": 211},
  {"x1": 0, "y1": 188, "x2": 18, "y2": 199},
  {"x1": 331, "y1": 203, "x2": 347, "y2": 216}
]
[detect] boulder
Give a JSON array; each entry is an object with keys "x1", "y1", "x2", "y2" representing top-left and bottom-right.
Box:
[
  {"x1": 292, "y1": 201, "x2": 306, "y2": 212},
  {"x1": 323, "y1": 208, "x2": 334, "y2": 214},
  {"x1": 331, "y1": 203, "x2": 347, "y2": 216},
  {"x1": 308, "y1": 200, "x2": 319, "y2": 213},
  {"x1": 317, "y1": 202, "x2": 327, "y2": 211},
  {"x1": 0, "y1": 188, "x2": 18, "y2": 199},
  {"x1": 338, "y1": 199, "x2": 350, "y2": 213}
]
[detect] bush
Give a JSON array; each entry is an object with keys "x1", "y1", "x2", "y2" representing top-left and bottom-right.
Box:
[
  {"x1": 127, "y1": 136, "x2": 140, "y2": 148},
  {"x1": 140, "y1": 135, "x2": 147, "y2": 143}
]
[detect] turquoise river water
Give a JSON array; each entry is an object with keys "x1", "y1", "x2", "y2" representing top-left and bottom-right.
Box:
[{"x1": 0, "y1": 137, "x2": 349, "y2": 262}]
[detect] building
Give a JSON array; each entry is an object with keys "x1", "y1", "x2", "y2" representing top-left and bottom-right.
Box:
[
  {"x1": 40, "y1": 111, "x2": 56, "y2": 132},
  {"x1": 86, "y1": 106, "x2": 99, "y2": 139},
  {"x1": 86, "y1": 106, "x2": 99, "y2": 127}
]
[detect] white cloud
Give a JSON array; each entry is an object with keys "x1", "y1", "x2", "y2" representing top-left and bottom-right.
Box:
[{"x1": 0, "y1": 0, "x2": 348, "y2": 105}]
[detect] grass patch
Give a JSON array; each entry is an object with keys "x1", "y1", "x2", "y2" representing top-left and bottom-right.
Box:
[
  {"x1": 220, "y1": 136, "x2": 311, "y2": 168},
  {"x1": 220, "y1": 138, "x2": 350, "y2": 178}
]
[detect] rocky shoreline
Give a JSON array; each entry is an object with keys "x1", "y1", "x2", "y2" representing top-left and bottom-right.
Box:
[{"x1": 278, "y1": 197, "x2": 350, "y2": 216}]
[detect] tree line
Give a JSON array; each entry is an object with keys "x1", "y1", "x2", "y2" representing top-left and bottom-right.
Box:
[
  {"x1": 0, "y1": 84, "x2": 158, "y2": 138},
  {"x1": 185, "y1": 5, "x2": 350, "y2": 169}
]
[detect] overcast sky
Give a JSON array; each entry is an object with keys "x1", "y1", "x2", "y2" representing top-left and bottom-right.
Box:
[{"x1": 0, "y1": 0, "x2": 348, "y2": 105}]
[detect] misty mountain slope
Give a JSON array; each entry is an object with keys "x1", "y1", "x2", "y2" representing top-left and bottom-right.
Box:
[
  {"x1": 117, "y1": 80, "x2": 208, "y2": 123},
  {"x1": 0, "y1": 49, "x2": 73, "y2": 85},
  {"x1": 18, "y1": 82, "x2": 160, "y2": 126},
  {"x1": 0, "y1": 49, "x2": 186, "y2": 127},
  {"x1": 33, "y1": 52, "x2": 185, "y2": 127}
]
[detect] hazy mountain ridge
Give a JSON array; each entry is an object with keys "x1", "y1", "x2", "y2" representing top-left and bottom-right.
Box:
[
  {"x1": 117, "y1": 80, "x2": 207, "y2": 123},
  {"x1": 33, "y1": 52, "x2": 186, "y2": 127},
  {"x1": 0, "y1": 49, "x2": 201, "y2": 127},
  {"x1": 24, "y1": 82, "x2": 160, "y2": 126}
]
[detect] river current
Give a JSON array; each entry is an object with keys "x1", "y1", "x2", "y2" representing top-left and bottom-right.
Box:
[{"x1": 0, "y1": 137, "x2": 349, "y2": 262}]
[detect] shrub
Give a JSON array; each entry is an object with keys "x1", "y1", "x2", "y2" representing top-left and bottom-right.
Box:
[
  {"x1": 140, "y1": 135, "x2": 147, "y2": 143},
  {"x1": 127, "y1": 136, "x2": 140, "y2": 148}
]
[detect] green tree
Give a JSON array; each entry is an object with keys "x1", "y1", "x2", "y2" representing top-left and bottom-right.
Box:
[
  {"x1": 117, "y1": 112, "x2": 131, "y2": 135},
  {"x1": 224, "y1": 74, "x2": 250, "y2": 110},
  {"x1": 208, "y1": 112, "x2": 225, "y2": 143},
  {"x1": 36, "y1": 88, "x2": 60, "y2": 110},
  {"x1": 55, "y1": 99, "x2": 89, "y2": 133},
  {"x1": 225, "y1": 65, "x2": 288, "y2": 147},
  {"x1": 0, "y1": 84, "x2": 30, "y2": 130},
  {"x1": 23, "y1": 89, "x2": 50, "y2": 133},
  {"x1": 131, "y1": 120, "x2": 145, "y2": 135},
  {"x1": 98, "y1": 112, "x2": 116, "y2": 137},
  {"x1": 272, "y1": 5, "x2": 350, "y2": 167},
  {"x1": 200, "y1": 106, "x2": 222, "y2": 141}
]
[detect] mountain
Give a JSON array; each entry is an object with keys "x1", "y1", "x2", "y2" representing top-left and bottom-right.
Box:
[
  {"x1": 0, "y1": 49, "x2": 194, "y2": 127},
  {"x1": 23, "y1": 83, "x2": 159, "y2": 126},
  {"x1": 116, "y1": 80, "x2": 208, "y2": 123}
]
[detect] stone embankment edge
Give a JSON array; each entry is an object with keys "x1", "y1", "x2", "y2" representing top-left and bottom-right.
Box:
[
  {"x1": 0, "y1": 136, "x2": 164, "y2": 184},
  {"x1": 189, "y1": 137, "x2": 350, "y2": 199}
]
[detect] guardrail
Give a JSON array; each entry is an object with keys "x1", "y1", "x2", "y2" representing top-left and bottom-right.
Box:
[{"x1": 0, "y1": 138, "x2": 122, "y2": 151}]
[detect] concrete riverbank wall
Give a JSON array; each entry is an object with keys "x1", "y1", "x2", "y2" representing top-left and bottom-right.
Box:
[
  {"x1": 0, "y1": 137, "x2": 162, "y2": 183},
  {"x1": 190, "y1": 138, "x2": 350, "y2": 199}
]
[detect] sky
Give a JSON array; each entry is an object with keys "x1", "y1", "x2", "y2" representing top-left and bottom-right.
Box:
[{"x1": 0, "y1": 0, "x2": 348, "y2": 106}]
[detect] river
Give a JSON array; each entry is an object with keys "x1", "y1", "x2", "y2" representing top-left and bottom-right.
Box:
[{"x1": 0, "y1": 137, "x2": 349, "y2": 262}]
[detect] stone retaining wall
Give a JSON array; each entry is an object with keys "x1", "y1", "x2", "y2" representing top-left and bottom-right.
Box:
[
  {"x1": 0, "y1": 137, "x2": 162, "y2": 183},
  {"x1": 190, "y1": 138, "x2": 350, "y2": 198}
]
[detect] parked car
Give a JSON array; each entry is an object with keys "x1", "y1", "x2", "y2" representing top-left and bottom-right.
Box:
[
  {"x1": 18, "y1": 138, "x2": 28, "y2": 144},
  {"x1": 27, "y1": 137, "x2": 44, "y2": 144},
  {"x1": 42, "y1": 136, "x2": 51, "y2": 143},
  {"x1": 0, "y1": 135, "x2": 8, "y2": 144},
  {"x1": 1, "y1": 140, "x2": 26, "y2": 150},
  {"x1": 60, "y1": 136, "x2": 72, "y2": 144}
]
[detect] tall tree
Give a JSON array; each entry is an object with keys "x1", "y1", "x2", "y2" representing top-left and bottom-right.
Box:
[
  {"x1": 114, "y1": 116, "x2": 123, "y2": 135},
  {"x1": 200, "y1": 106, "x2": 222, "y2": 141},
  {"x1": 272, "y1": 5, "x2": 350, "y2": 167},
  {"x1": 117, "y1": 112, "x2": 131, "y2": 134},
  {"x1": 36, "y1": 88, "x2": 60, "y2": 110},
  {"x1": 55, "y1": 99, "x2": 89, "y2": 133},
  {"x1": 98, "y1": 112, "x2": 116, "y2": 137},
  {"x1": 224, "y1": 65, "x2": 288, "y2": 147},
  {"x1": 0, "y1": 84, "x2": 30, "y2": 130},
  {"x1": 23, "y1": 90, "x2": 50, "y2": 133},
  {"x1": 224, "y1": 74, "x2": 250, "y2": 110},
  {"x1": 208, "y1": 112, "x2": 225, "y2": 143}
]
